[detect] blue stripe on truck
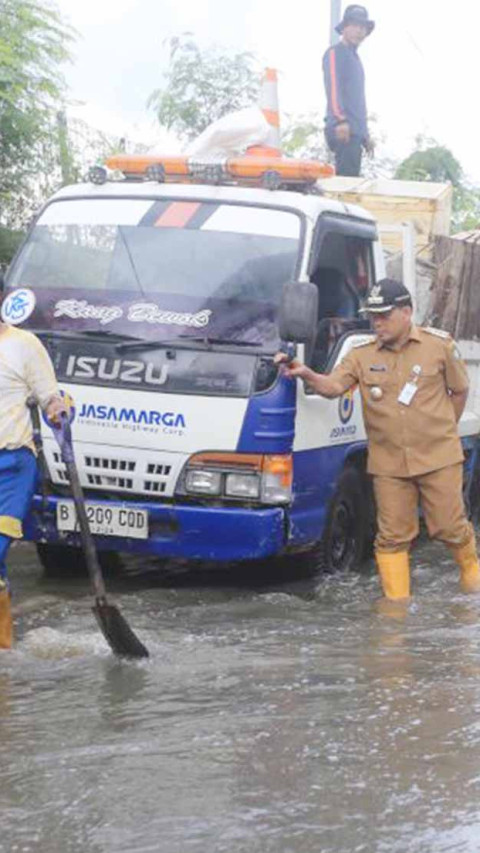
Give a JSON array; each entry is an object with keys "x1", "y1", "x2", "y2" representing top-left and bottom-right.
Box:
[{"x1": 236, "y1": 374, "x2": 297, "y2": 454}]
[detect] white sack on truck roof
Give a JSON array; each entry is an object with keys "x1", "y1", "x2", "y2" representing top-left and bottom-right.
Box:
[{"x1": 186, "y1": 107, "x2": 270, "y2": 159}]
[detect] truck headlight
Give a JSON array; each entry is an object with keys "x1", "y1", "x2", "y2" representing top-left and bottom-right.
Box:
[
  {"x1": 225, "y1": 472, "x2": 260, "y2": 499},
  {"x1": 185, "y1": 469, "x2": 222, "y2": 495},
  {"x1": 180, "y1": 453, "x2": 292, "y2": 505}
]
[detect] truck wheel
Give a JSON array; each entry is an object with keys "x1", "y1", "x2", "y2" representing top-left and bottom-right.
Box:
[
  {"x1": 36, "y1": 543, "x2": 122, "y2": 578},
  {"x1": 322, "y1": 466, "x2": 366, "y2": 573},
  {"x1": 463, "y1": 449, "x2": 480, "y2": 524}
]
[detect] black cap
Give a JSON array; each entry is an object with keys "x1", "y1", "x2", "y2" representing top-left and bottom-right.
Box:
[
  {"x1": 361, "y1": 278, "x2": 413, "y2": 314},
  {"x1": 335, "y1": 5, "x2": 375, "y2": 35}
]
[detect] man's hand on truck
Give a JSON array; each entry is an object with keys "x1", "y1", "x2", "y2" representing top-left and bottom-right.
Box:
[{"x1": 274, "y1": 353, "x2": 345, "y2": 399}]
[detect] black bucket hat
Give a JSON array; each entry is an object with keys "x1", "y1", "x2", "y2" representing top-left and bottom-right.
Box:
[
  {"x1": 360, "y1": 279, "x2": 413, "y2": 314},
  {"x1": 335, "y1": 5, "x2": 375, "y2": 35}
]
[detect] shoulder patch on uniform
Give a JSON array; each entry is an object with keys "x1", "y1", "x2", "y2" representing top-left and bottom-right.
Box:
[
  {"x1": 422, "y1": 326, "x2": 450, "y2": 340},
  {"x1": 352, "y1": 335, "x2": 376, "y2": 349}
]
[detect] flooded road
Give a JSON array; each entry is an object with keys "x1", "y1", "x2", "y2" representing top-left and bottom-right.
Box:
[{"x1": 2, "y1": 539, "x2": 480, "y2": 853}]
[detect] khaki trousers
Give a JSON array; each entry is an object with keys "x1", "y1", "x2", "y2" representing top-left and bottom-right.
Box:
[{"x1": 373, "y1": 462, "x2": 473, "y2": 553}]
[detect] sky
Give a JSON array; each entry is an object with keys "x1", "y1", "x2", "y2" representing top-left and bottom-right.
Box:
[{"x1": 58, "y1": 0, "x2": 479, "y2": 183}]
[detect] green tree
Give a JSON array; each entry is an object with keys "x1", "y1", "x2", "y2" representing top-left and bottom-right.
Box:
[
  {"x1": 0, "y1": 225, "x2": 23, "y2": 270},
  {"x1": 281, "y1": 112, "x2": 328, "y2": 161},
  {"x1": 395, "y1": 136, "x2": 480, "y2": 232},
  {"x1": 148, "y1": 34, "x2": 260, "y2": 142},
  {"x1": 451, "y1": 183, "x2": 480, "y2": 232},
  {"x1": 395, "y1": 136, "x2": 462, "y2": 185},
  {"x1": 0, "y1": 0, "x2": 74, "y2": 227}
]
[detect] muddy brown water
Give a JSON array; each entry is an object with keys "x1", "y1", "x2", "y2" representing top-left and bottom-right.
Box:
[{"x1": 1, "y1": 539, "x2": 480, "y2": 853}]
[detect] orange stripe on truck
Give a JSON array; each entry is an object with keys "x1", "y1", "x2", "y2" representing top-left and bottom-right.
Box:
[{"x1": 155, "y1": 201, "x2": 201, "y2": 228}]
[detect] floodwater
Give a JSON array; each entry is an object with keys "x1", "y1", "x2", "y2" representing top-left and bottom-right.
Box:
[{"x1": 2, "y1": 539, "x2": 480, "y2": 853}]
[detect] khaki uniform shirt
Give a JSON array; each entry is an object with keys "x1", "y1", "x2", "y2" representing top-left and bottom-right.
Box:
[
  {"x1": 0, "y1": 326, "x2": 58, "y2": 453},
  {"x1": 330, "y1": 325, "x2": 469, "y2": 477}
]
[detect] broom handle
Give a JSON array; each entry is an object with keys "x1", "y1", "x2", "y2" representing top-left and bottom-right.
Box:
[
  {"x1": 63, "y1": 453, "x2": 107, "y2": 603},
  {"x1": 27, "y1": 397, "x2": 50, "y2": 508},
  {"x1": 53, "y1": 413, "x2": 107, "y2": 602}
]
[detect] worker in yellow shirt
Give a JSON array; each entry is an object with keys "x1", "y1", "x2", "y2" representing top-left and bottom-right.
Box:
[
  {"x1": 0, "y1": 321, "x2": 67, "y2": 649},
  {"x1": 276, "y1": 278, "x2": 480, "y2": 599}
]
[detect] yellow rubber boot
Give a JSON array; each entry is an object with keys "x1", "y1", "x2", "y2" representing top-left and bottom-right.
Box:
[
  {"x1": 451, "y1": 538, "x2": 480, "y2": 593},
  {"x1": 375, "y1": 551, "x2": 410, "y2": 600},
  {"x1": 0, "y1": 583, "x2": 12, "y2": 650}
]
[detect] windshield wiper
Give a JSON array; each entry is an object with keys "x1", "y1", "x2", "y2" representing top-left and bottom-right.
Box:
[
  {"x1": 116, "y1": 336, "x2": 264, "y2": 353},
  {"x1": 82, "y1": 330, "x2": 142, "y2": 341},
  {"x1": 116, "y1": 338, "x2": 212, "y2": 353},
  {"x1": 31, "y1": 328, "x2": 142, "y2": 343},
  {"x1": 179, "y1": 335, "x2": 262, "y2": 347}
]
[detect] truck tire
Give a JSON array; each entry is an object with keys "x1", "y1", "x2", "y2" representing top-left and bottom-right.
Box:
[
  {"x1": 36, "y1": 543, "x2": 122, "y2": 578},
  {"x1": 463, "y1": 448, "x2": 480, "y2": 524},
  {"x1": 321, "y1": 466, "x2": 367, "y2": 573}
]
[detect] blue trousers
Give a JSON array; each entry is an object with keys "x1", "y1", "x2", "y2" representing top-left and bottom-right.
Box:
[
  {"x1": 0, "y1": 448, "x2": 38, "y2": 584},
  {"x1": 325, "y1": 130, "x2": 363, "y2": 177}
]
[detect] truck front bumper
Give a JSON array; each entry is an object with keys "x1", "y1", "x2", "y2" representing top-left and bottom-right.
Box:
[{"x1": 24, "y1": 495, "x2": 288, "y2": 563}]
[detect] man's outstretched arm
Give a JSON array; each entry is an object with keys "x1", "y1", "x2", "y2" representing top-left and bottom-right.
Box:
[{"x1": 274, "y1": 354, "x2": 353, "y2": 398}]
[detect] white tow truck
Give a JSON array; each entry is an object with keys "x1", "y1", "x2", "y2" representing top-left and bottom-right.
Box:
[{"x1": 2, "y1": 150, "x2": 479, "y2": 575}]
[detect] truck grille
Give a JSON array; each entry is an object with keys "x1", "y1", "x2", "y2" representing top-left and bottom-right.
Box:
[
  {"x1": 48, "y1": 445, "x2": 184, "y2": 497},
  {"x1": 85, "y1": 456, "x2": 135, "y2": 472},
  {"x1": 84, "y1": 455, "x2": 134, "y2": 489}
]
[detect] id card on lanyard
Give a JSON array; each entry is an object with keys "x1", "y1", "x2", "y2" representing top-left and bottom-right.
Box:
[{"x1": 398, "y1": 365, "x2": 422, "y2": 407}]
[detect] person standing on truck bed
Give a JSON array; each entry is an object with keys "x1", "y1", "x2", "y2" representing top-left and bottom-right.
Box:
[
  {"x1": 323, "y1": 4, "x2": 375, "y2": 177},
  {"x1": 276, "y1": 278, "x2": 480, "y2": 600},
  {"x1": 0, "y1": 320, "x2": 67, "y2": 649}
]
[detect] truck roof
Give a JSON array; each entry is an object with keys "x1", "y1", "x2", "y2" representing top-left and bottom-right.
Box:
[{"x1": 49, "y1": 181, "x2": 377, "y2": 225}]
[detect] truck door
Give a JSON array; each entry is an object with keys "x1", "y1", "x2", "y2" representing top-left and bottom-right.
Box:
[
  {"x1": 292, "y1": 220, "x2": 378, "y2": 535},
  {"x1": 306, "y1": 222, "x2": 376, "y2": 372}
]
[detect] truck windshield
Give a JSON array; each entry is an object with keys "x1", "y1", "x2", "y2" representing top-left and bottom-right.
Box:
[{"x1": 7, "y1": 197, "x2": 302, "y2": 348}]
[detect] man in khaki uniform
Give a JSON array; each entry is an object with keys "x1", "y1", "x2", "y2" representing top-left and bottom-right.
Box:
[{"x1": 276, "y1": 278, "x2": 480, "y2": 599}]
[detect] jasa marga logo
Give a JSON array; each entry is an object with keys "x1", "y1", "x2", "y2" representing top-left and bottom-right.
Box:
[
  {"x1": 339, "y1": 390, "x2": 354, "y2": 425},
  {"x1": 330, "y1": 390, "x2": 356, "y2": 440},
  {"x1": 77, "y1": 403, "x2": 187, "y2": 436}
]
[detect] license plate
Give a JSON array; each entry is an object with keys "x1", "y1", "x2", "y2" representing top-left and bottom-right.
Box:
[{"x1": 56, "y1": 501, "x2": 149, "y2": 540}]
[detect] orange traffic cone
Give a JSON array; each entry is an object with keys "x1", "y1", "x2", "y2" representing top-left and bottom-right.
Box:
[{"x1": 247, "y1": 67, "x2": 282, "y2": 158}]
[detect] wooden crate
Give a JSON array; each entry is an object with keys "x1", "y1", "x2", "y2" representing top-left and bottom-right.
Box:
[{"x1": 318, "y1": 177, "x2": 452, "y2": 255}]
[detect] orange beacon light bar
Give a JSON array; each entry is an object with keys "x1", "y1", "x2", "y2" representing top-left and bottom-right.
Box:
[{"x1": 101, "y1": 153, "x2": 335, "y2": 189}]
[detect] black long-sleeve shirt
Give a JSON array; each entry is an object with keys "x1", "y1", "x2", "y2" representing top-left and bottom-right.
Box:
[{"x1": 322, "y1": 41, "x2": 368, "y2": 140}]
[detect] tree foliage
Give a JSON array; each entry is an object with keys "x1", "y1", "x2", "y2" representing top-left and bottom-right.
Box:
[
  {"x1": 395, "y1": 136, "x2": 463, "y2": 185},
  {"x1": 450, "y1": 184, "x2": 480, "y2": 233},
  {"x1": 281, "y1": 112, "x2": 328, "y2": 161},
  {"x1": 148, "y1": 34, "x2": 260, "y2": 142},
  {"x1": 395, "y1": 136, "x2": 480, "y2": 232},
  {"x1": 0, "y1": 225, "x2": 23, "y2": 269},
  {"x1": 0, "y1": 0, "x2": 74, "y2": 226}
]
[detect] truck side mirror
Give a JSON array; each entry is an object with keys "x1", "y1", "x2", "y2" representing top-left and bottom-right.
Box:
[{"x1": 278, "y1": 281, "x2": 318, "y2": 347}]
